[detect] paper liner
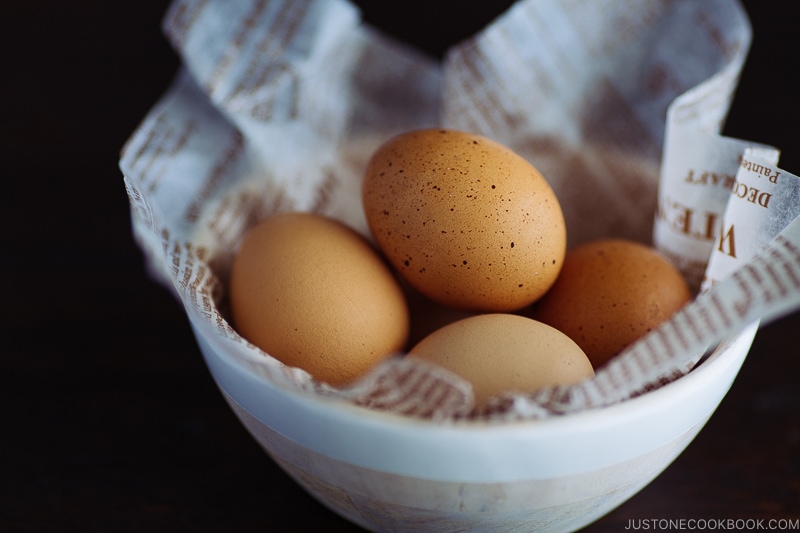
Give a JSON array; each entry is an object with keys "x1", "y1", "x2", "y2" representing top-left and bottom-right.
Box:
[{"x1": 121, "y1": 0, "x2": 800, "y2": 422}]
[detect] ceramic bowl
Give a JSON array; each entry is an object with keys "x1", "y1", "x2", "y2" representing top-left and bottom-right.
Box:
[{"x1": 192, "y1": 318, "x2": 757, "y2": 532}]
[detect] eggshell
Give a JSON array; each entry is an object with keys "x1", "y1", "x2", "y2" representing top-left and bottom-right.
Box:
[
  {"x1": 408, "y1": 313, "x2": 594, "y2": 408},
  {"x1": 229, "y1": 212, "x2": 409, "y2": 385},
  {"x1": 362, "y1": 128, "x2": 566, "y2": 312},
  {"x1": 530, "y1": 239, "x2": 692, "y2": 369}
]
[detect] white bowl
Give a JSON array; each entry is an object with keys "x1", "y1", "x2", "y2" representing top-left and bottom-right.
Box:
[{"x1": 192, "y1": 319, "x2": 757, "y2": 532}]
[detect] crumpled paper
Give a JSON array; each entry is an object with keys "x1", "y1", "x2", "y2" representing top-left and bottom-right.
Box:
[{"x1": 121, "y1": 0, "x2": 800, "y2": 421}]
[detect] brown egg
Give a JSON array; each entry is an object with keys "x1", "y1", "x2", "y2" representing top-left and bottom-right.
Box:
[
  {"x1": 408, "y1": 314, "x2": 594, "y2": 408},
  {"x1": 229, "y1": 212, "x2": 409, "y2": 386},
  {"x1": 362, "y1": 128, "x2": 566, "y2": 312},
  {"x1": 531, "y1": 239, "x2": 692, "y2": 369}
]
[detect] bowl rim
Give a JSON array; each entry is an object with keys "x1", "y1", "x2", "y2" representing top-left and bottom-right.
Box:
[{"x1": 196, "y1": 320, "x2": 758, "y2": 482}]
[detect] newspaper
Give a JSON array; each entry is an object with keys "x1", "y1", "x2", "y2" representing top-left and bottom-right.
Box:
[{"x1": 120, "y1": 0, "x2": 800, "y2": 421}]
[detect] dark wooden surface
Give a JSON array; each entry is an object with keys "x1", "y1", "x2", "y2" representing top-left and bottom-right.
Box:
[{"x1": 3, "y1": 2, "x2": 798, "y2": 531}]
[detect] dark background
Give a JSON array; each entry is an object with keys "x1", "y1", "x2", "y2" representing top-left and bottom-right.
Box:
[{"x1": 3, "y1": 1, "x2": 798, "y2": 531}]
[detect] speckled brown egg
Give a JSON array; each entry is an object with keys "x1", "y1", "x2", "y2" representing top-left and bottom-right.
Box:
[
  {"x1": 530, "y1": 239, "x2": 692, "y2": 369},
  {"x1": 408, "y1": 313, "x2": 594, "y2": 408},
  {"x1": 229, "y1": 212, "x2": 409, "y2": 386},
  {"x1": 362, "y1": 128, "x2": 566, "y2": 312}
]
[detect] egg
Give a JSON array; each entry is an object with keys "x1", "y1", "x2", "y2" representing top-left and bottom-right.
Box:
[
  {"x1": 228, "y1": 212, "x2": 409, "y2": 385},
  {"x1": 408, "y1": 313, "x2": 594, "y2": 408},
  {"x1": 530, "y1": 239, "x2": 692, "y2": 369},
  {"x1": 362, "y1": 128, "x2": 566, "y2": 312}
]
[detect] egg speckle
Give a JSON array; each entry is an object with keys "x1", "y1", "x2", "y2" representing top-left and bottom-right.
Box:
[{"x1": 362, "y1": 129, "x2": 566, "y2": 312}]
